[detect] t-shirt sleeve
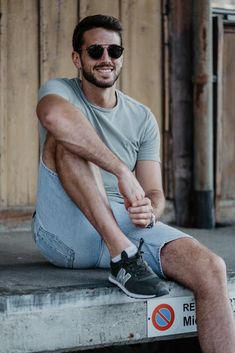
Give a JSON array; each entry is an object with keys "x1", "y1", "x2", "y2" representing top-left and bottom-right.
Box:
[
  {"x1": 38, "y1": 79, "x2": 73, "y2": 155},
  {"x1": 38, "y1": 78, "x2": 72, "y2": 102},
  {"x1": 137, "y1": 111, "x2": 161, "y2": 162}
]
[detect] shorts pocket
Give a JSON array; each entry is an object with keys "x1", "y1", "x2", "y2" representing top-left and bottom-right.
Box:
[{"x1": 35, "y1": 226, "x2": 75, "y2": 268}]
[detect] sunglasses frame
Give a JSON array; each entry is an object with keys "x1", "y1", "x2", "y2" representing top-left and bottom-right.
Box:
[{"x1": 78, "y1": 44, "x2": 124, "y2": 60}]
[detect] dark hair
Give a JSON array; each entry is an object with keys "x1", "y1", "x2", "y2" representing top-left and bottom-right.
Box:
[{"x1": 72, "y1": 14, "x2": 123, "y2": 52}]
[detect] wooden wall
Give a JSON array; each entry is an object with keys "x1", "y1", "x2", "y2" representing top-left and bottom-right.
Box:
[
  {"x1": 0, "y1": 0, "x2": 39, "y2": 210},
  {"x1": 0, "y1": 0, "x2": 162, "y2": 211},
  {"x1": 215, "y1": 21, "x2": 235, "y2": 224}
]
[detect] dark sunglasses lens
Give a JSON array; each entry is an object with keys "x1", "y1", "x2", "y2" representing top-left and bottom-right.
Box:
[
  {"x1": 108, "y1": 45, "x2": 124, "y2": 58},
  {"x1": 87, "y1": 45, "x2": 124, "y2": 59},
  {"x1": 87, "y1": 45, "x2": 104, "y2": 59}
]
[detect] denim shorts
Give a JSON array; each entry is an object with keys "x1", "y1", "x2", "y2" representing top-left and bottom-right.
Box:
[{"x1": 32, "y1": 160, "x2": 192, "y2": 278}]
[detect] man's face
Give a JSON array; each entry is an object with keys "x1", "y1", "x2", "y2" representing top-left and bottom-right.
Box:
[{"x1": 77, "y1": 28, "x2": 123, "y2": 88}]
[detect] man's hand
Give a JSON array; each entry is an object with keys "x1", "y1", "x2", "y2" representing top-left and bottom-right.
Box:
[{"x1": 127, "y1": 197, "x2": 154, "y2": 228}]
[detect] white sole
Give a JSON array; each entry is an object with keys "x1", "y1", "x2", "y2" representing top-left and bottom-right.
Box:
[{"x1": 108, "y1": 275, "x2": 157, "y2": 299}]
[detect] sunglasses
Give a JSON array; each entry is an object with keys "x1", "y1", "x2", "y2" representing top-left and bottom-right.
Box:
[{"x1": 79, "y1": 44, "x2": 124, "y2": 60}]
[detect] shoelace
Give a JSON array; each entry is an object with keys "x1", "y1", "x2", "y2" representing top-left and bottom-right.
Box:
[
  {"x1": 124, "y1": 238, "x2": 150, "y2": 277},
  {"x1": 138, "y1": 238, "x2": 144, "y2": 253}
]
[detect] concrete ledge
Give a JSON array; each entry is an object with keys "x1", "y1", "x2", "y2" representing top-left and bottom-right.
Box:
[
  {"x1": 0, "y1": 268, "x2": 235, "y2": 353},
  {"x1": 0, "y1": 226, "x2": 235, "y2": 352},
  {"x1": 0, "y1": 277, "x2": 197, "y2": 352}
]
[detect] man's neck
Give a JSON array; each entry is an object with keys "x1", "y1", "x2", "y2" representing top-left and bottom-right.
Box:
[{"x1": 81, "y1": 81, "x2": 117, "y2": 108}]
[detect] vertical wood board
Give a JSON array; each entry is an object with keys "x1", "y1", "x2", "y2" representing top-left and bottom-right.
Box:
[
  {"x1": 215, "y1": 22, "x2": 235, "y2": 223},
  {"x1": 215, "y1": 16, "x2": 224, "y2": 200},
  {"x1": 221, "y1": 27, "x2": 235, "y2": 198},
  {"x1": 169, "y1": 0, "x2": 194, "y2": 226},
  {"x1": 79, "y1": 0, "x2": 120, "y2": 19},
  {"x1": 39, "y1": 0, "x2": 78, "y2": 83},
  {"x1": 121, "y1": 0, "x2": 162, "y2": 130},
  {"x1": 162, "y1": 0, "x2": 173, "y2": 198},
  {"x1": 1, "y1": 0, "x2": 39, "y2": 208},
  {"x1": 0, "y1": 0, "x2": 8, "y2": 207}
]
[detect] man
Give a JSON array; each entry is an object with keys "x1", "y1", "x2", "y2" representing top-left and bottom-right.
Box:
[{"x1": 33, "y1": 15, "x2": 235, "y2": 353}]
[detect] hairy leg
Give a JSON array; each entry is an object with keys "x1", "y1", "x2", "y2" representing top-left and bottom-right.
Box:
[
  {"x1": 55, "y1": 143, "x2": 133, "y2": 257},
  {"x1": 161, "y1": 238, "x2": 235, "y2": 353}
]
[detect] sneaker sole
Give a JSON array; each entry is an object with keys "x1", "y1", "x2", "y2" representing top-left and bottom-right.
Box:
[{"x1": 108, "y1": 275, "x2": 168, "y2": 299}]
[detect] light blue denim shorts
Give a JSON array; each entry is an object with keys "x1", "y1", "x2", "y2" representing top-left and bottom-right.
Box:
[{"x1": 32, "y1": 160, "x2": 191, "y2": 278}]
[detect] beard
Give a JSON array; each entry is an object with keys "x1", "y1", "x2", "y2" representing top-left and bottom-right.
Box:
[
  {"x1": 82, "y1": 70, "x2": 120, "y2": 88},
  {"x1": 81, "y1": 62, "x2": 122, "y2": 88}
]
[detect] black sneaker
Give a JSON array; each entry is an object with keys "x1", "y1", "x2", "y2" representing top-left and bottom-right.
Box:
[{"x1": 108, "y1": 238, "x2": 169, "y2": 299}]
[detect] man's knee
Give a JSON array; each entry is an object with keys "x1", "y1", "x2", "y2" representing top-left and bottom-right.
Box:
[
  {"x1": 55, "y1": 143, "x2": 104, "y2": 193},
  {"x1": 55, "y1": 143, "x2": 70, "y2": 162},
  {"x1": 202, "y1": 252, "x2": 227, "y2": 282},
  {"x1": 194, "y1": 250, "x2": 227, "y2": 296},
  {"x1": 55, "y1": 143, "x2": 79, "y2": 174},
  {"x1": 161, "y1": 238, "x2": 227, "y2": 293}
]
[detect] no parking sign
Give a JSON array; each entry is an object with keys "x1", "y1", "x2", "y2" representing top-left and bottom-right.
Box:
[
  {"x1": 148, "y1": 291, "x2": 235, "y2": 338},
  {"x1": 148, "y1": 295, "x2": 197, "y2": 337},
  {"x1": 152, "y1": 303, "x2": 175, "y2": 331}
]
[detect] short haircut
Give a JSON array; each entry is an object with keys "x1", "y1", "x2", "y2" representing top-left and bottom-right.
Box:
[{"x1": 72, "y1": 14, "x2": 123, "y2": 52}]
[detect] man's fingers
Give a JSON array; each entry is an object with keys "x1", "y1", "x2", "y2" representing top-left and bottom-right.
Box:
[
  {"x1": 131, "y1": 218, "x2": 150, "y2": 227},
  {"x1": 128, "y1": 197, "x2": 153, "y2": 227},
  {"x1": 129, "y1": 212, "x2": 152, "y2": 220},
  {"x1": 128, "y1": 205, "x2": 153, "y2": 214},
  {"x1": 132, "y1": 197, "x2": 151, "y2": 207}
]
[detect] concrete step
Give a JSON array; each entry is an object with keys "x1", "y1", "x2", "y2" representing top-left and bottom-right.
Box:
[
  {"x1": 0, "y1": 265, "x2": 235, "y2": 353},
  {"x1": 0, "y1": 225, "x2": 235, "y2": 352}
]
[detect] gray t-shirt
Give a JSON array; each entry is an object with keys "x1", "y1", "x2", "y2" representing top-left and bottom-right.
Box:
[{"x1": 38, "y1": 78, "x2": 161, "y2": 203}]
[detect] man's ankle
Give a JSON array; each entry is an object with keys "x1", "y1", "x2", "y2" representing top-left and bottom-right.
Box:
[{"x1": 111, "y1": 244, "x2": 137, "y2": 263}]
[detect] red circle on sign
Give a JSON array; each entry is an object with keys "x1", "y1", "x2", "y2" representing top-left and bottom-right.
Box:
[{"x1": 152, "y1": 303, "x2": 175, "y2": 331}]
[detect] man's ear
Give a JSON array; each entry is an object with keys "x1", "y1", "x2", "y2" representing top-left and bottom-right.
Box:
[{"x1": 72, "y1": 51, "x2": 81, "y2": 69}]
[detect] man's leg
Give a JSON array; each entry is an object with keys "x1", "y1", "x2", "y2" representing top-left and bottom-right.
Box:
[
  {"x1": 55, "y1": 144, "x2": 168, "y2": 298},
  {"x1": 161, "y1": 238, "x2": 235, "y2": 353},
  {"x1": 55, "y1": 143, "x2": 132, "y2": 257}
]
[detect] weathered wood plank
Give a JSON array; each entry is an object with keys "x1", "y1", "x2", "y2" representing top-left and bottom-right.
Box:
[
  {"x1": 1, "y1": 0, "x2": 39, "y2": 208},
  {"x1": 0, "y1": 0, "x2": 8, "y2": 208},
  {"x1": 216, "y1": 200, "x2": 235, "y2": 225},
  {"x1": 121, "y1": 0, "x2": 162, "y2": 131},
  {"x1": 169, "y1": 0, "x2": 194, "y2": 226},
  {"x1": 215, "y1": 22, "x2": 235, "y2": 225},
  {"x1": 215, "y1": 16, "x2": 224, "y2": 216},
  {"x1": 39, "y1": 0, "x2": 78, "y2": 83},
  {"x1": 221, "y1": 27, "x2": 235, "y2": 198},
  {"x1": 162, "y1": 0, "x2": 173, "y2": 199},
  {"x1": 79, "y1": 0, "x2": 119, "y2": 19}
]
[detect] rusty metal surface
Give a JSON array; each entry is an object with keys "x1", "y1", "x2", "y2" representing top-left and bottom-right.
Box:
[{"x1": 193, "y1": 0, "x2": 214, "y2": 191}]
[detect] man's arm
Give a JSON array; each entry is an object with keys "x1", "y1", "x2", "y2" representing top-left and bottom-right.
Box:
[
  {"x1": 36, "y1": 94, "x2": 145, "y2": 204},
  {"x1": 127, "y1": 161, "x2": 165, "y2": 227}
]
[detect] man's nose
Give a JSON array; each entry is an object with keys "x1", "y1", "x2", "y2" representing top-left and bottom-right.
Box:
[{"x1": 100, "y1": 47, "x2": 112, "y2": 61}]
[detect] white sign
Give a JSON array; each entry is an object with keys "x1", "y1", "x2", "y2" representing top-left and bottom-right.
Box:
[{"x1": 147, "y1": 290, "x2": 235, "y2": 338}]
